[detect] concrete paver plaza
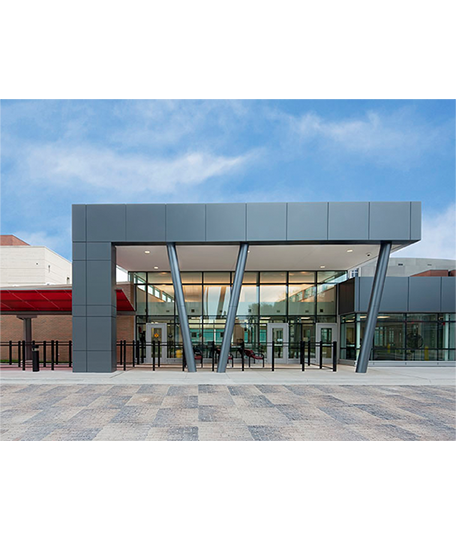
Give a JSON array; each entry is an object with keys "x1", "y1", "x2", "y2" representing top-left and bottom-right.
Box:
[{"x1": 1, "y1": 367, "x2": 455, "y2": 441}]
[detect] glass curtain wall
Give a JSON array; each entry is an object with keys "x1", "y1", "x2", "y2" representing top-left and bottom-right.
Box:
[
  {"x1": 130, "y1": 270, "x2": 345, "y2": 358},
  {"x1": 340, "y1": 313, "x2": 455, "y2": 361}
]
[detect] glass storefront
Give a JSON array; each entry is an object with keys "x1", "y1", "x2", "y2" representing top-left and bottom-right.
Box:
[
  {"x1": 340, "y1": 313, "x2": 455, "y2": 362},
  {"x1": 129, "y1": 270, "x2": 346, "y2": 358}
]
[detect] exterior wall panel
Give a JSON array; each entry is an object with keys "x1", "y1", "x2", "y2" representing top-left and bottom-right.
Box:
[
  {"x1": 328, "y1": 202, "x2": 369, "y2": 241},
  {"x1": 206, "y1": 203, "x2": 246, "y2": 242},
  {"x1": 287, "y1": 202, "x2": 328, "y2": 241},
  {"x1": 369, "y1": 202, "x2": 410, "y2": 241},
  {"x1": 247, "y1": 203, "x2": 287, "y2": 241}
]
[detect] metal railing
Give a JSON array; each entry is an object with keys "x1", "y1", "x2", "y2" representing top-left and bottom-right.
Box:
[{"x1": 0, "y1": 340, "x2": 72, "y2": 370}]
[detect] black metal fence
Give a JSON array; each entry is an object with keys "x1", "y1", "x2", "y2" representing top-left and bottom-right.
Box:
[
  {"x1": 1, "y1": 339, "x2": 338, "y2": 372},
  {"x1": 0, "y1": 340, "x2": 72, "y2": 370},
  {"x1": 117, "y1": 339, "x2": 338, "y2": 372}
]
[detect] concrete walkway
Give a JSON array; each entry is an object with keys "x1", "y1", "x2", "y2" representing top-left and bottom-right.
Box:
[{"x1": 1, "y1": 365, "x2": 455, "y2": 386}]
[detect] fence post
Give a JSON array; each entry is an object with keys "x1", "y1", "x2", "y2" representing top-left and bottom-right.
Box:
[
  {"x1": 132, "y1": 340, "x2": 136, "y2": 367},
  {"x1": 152, "y1": 340, "x2": 156, "y2": 371},
  {"x1": 319, "y1": 340, "x2": 323, "y2": 369},
  {"x1": 300, "y1": 340, "x2": 305, "y2": 371},
  {"x1": 182, "y1": 347, "x2": 186, "y2": 372},
  {"x1": 22, "y1": 341, "x2": 26, "y2": 370},
  {"x1": 51, "y1": 340, "x2": 55, "y2": 371},
  {"x1": 43, "y1": 341, "x2": 47, "y2": 368},
  {"x1": 18, "y1": 341, "x2": 21, "y2": 368},
  {"x1": 55, "y1": 340, "x2": 59, "y2": 365},
  {"x1": 32, "y1": 346, "x2": 40, "y2": 372},
  {"x1": 212, "y1": 348, "x2": 215, "y2": 371},
  {"x1": 157, "y1": 341, "x2": 161, "y2": 368},
  {"x1": 271, "y1": 340, "x2": 275, "y2": 372},
  {"x1": 69, "y1": 340, "x2": 72, "y2": 368},
  {"x1": 307, "y1": 340, "x2": 311, "y2": 366},
  {"x1": 332, "y1": 341, "x2": 337, "y2": 372},
  {"x1": 9, "y1": 340, "x2": 12, "y2": 365}
]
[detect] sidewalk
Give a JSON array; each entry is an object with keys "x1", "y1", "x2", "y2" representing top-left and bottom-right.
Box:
[{"x1": 1, "y1": 365, "x2": 455, "y2": 386}]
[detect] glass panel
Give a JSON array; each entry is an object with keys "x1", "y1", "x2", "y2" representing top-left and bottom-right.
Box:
[
  {"x1": 203, "y1": 317, "x2": 228, "y2": 346},
  {"x1": 260, "y1": 271, "x2": 286, "y2": 283},
  {"x1": 289, "y1": 271, "x2": 315, "y2": 283},
  {"x1": 133, "y1": 272, "x2": 147, "y2": 284},
  {"x1": 317, "y1": 271, "x2": 346, "y2": 283},
  {"x1": 237, "y1": 284, "x2": 258, "y2": 315},
  {"x1": 242, "y1": 272, "x2": 258, "y2": 284},
  {"x1": 374, "y1": 321, "x2": 405, "y2": 360},
  {"x1": 288, "y1": 284, "x2": 316, "y2": 315},
  {"x1": 181, "y1": 272, "x2": 202, "y2": 284},
  {"x1": 317, "y1": 284, "x2": 336, "y2": 315},
  {"x1": 148, "y1": 284, "x2": 175, "y2": 315},
  {"x1": 406, "y1": 322, "x2": 438, "y2": 349},
  {"x1": 203, "y1": 272, "x2": 231, "y2": 284},
  {"x1": 260, "y1": 285, "x2": 287, "y2": 315},
  {"x1": 136, "y1": 284, "x2": 147, "y2": 315},
  {"x1": 406, "y1": 313, "x2": 438, "y2": 322},
  {"x1": 188, "y1": 317, "x2": 203, "y2": 345},
  {"x1": 272, "y1": 326, "x2": 285, "y2": 358},
  {"x1": 203, "y1": 285, "x2": 230, "y2": 316},
  {"x1": 234, "y1": 319, "x2": 259, "y2": 349},
  {"x1": 148, "y1": 272, "x2": 172, "y2": 284},
  {"x1": 183, "y1": 285, "x2": 202, "y2": 315}
]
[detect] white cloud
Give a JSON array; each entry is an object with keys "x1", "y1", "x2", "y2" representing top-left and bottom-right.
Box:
[
  {"x1": 396, "y1": 203, "x2": 456, "y2": 260},
  {"x1": 278, "y1": 109, "x2": 449, "y2": 167},
  {"x1": 25, "y1": 145, "x2": 251, "y2": 195}
]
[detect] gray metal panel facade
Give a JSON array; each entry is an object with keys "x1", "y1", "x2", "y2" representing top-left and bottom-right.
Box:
[
  {"x1": 353, "y1": 276, "x2": 455, "y2": 313},
  {"x1": 287, "y1": 202, "x2": 328, "y2": 240},
  {"x1": 126, "y1": 204, "x2": 166, "y2": 242},
  {"x1": 72, "y1": 201, "x2": 423, "y2": 372},
  {"x1": 328, "y1": 202, "x2": 369, "y2": 241},
  {"x1": 87, "y1": 204, "x2": 126, "y2": 242},
  {"x1": 410, "y1": 202, "x2": 422, "y2": 241},
  {"x1": 441, "y1": 277, "x2": 456, "y2": 312},
  {"x1": 408, "y1": 277, "x2": 442, "y2": 312},
  {"x1": 369, "y1": 202, "x2": 410, "y2": 241},
  {"x1": 206, "y1": 203, "x2": 246, "y2": 242},
  {"x1": 166, "y1": 204, "x2": 206, "y2": 242},
  {"x1": 246, "y1": 203, "x2": 287, "y2": 241}
]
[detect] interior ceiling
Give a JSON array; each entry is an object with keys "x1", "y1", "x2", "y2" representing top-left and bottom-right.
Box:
[{"x1": 116, "y1": 244, "x2": 403, "y2": 272}]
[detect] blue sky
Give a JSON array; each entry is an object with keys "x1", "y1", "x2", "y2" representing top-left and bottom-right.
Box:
[{"x1": 1, "y1": 99, "x2": 455, "y2": 261}]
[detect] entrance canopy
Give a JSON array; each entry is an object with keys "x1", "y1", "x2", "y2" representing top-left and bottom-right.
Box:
[{"x1": 0, "y1": 287, "x2": 134, "y2": 314}]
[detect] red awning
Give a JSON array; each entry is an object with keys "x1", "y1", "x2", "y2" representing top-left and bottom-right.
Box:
[{"x1": 0, "y1": 288, "x2": 134, "y2": 313}]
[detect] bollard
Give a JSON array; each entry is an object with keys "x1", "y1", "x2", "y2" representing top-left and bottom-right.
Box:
[
  {"x1": 69, "y1": 340, "x2": 72, "y2": 368},
  {"x1": 212, "y1": 350, "x2": 215, "y2": 372},
  {"x1": 55, "y1": 340, "x2": 59, "y2": 365},
  {"x1": 182, "y1": 348, "x2": 186, "y2": 372},
  {"x1": 18, "y1": 340, "x2": 21, "y2": 368},
  {"x1": 319, "y1": 340, "x2": 323, "y2": 369},
  {"x1": 152, "y1": 340, "x2": 156, "y2": 371},
  {"x1": 43, "y1": 341, "x2": 47, "y2": 368},
  {"x1": 308, "y1": 340, "x2": 311, "y2": 366},
  {"x1": 119, "y1": 341, "x2": 123, "y2": 367},
  {"x1": 123, "y1": 342, "x2": 127, "y2": 371},
  {"x1": 271, "y1": 340, "x2": 275, "y2": 372},
  {"x1": 32, "y1": 347, "x2": 40, "y2": 372},
  {"x1": 300, "y1": 341, "x2": 305, "y2": 372},
  {"x1": 132, "y1": 340, "x2": 136, "y2": 367},
  {"x1": 332, "y1": 341, "x2": 337, "y2": 372},
  {"x1": 51, "y1": 340, "x2": 55, "y2": 370},
  {"x1": 9, "y1": 340, "x2": 12, "y2": 365},
  {"x1": 22, "y1": 341, "x2": 26, "y2": 370},
  {"x1": 157, "y1": 341, "x2": 161, "y2": 368}
]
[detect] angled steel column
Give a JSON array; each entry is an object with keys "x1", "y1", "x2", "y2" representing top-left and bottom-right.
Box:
[
  {"x1": 356, "y1": 242, "x2": 392, "y2": 373},
  {"x1": 218, "y1": 243, "x2": 249, "y2": 373},
  {"x1": 167, "y1": 243, "x2": 196, "y2": 373}
]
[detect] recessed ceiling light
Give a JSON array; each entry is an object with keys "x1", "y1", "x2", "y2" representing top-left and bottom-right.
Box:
[
  {"x1": 154, "y1": 266, "x2": 158, "y2": 269},
  {"x1": 347, "y1": 249, "x2": 353, "y2": 253},
  {"x1": 320, "y1": 265, "x2": 325, "y2": 269},
  {"x1": 144, "y1": 250, "x2": 150, "y2": 254}
]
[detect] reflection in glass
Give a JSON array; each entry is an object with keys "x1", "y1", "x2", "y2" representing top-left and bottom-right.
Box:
[
  {"x1": 260, "y1": 285, "x2": 287, "y2": 315},
  {"x1": 136, "y1": 284, "x2": 146, "y2": 315},
  {"x1": 148, "y1": 284, "x2": 175, "y2": 315},
  {"x1": 289, "y1": 271, "x2": 315, "y2": 283},
  {"x1": 148, "y1": 272, "x2": 172, "y2": 284},
  {"x1": 288, "y1": 284, "x2": 316, "y2": 315},
  {"x1": 183, "y1": 285, "x2": 202, "y2": 315},
  {"x1": 260, "y1": 272, "x2": 286, "y2": 283},
  {"x1": 317, "y1": 284, "x2": 336, "y2": 314},
  {"x1": 203, "y1": 272, "x2": 231, "y2": 284},
  {"x1": 242, "y1": 272, "x2": 258, "y2": 284},
  {"x1": 181, "y1": 272, "x2": 203, "y2": 284},
  {"x1": 237, "y1": 285, "x2": 258, "y2": 315},
  {"x1": 203, "y1": 285, "x2": 230, "y2": 316},
  {"x1": 317, "y1": 271, "x2": 346, "y2": 283}
]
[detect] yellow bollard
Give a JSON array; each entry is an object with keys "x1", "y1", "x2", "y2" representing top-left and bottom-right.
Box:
[{"x1": 424, "y1": 346, "x2": 429, "y2": 361}]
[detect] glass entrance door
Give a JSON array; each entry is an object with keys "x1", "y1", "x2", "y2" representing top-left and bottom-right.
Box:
[
  {"x1": 316, "y1": 323, "x2": 338, "y2": 361},
  {"x1": 145, "y1": 323, "x2": 168, "y2": 363},
  {"x1": 267, "y1": 323, "x2": 289, "y2": 363}
]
